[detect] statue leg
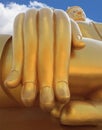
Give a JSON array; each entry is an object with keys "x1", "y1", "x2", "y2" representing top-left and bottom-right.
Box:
[
  {"x1": 4, "y1": 13, "x2": 24, "y2": 88},
  {"x1": 21, "y1": 9, "x2": 38, "y2": 107}
]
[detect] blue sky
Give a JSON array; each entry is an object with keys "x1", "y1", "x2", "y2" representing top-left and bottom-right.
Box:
[
  {"x1": 1, "y1": 0, "x2": 102, "y2": 22},
  {"x1": 1, "y1": 0, "x2": 102, "y2": 34}
]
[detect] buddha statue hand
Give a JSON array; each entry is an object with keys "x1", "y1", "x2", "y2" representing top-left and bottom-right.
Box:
[
  {"x1": 2, "y1": 7, "x2": 102, "y2": 126},
  {"x1": 5, "y1": 8, "x2": 86, "y2": 110},
  {"x1": 20, "y1": 8, "x2": 85, "y2": 109},
  {"x1": 4, "y1": 8, "x2": 72, "y2": 110}
]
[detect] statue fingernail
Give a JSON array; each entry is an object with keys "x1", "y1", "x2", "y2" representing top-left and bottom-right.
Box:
[
  {"x1": 21, "y1": 83, "x2": 36, "y2": 107},
  {"x1": 40, "y1": 87, "x2": 55, "y2": 111},
  {"x1": 55, "y1": 82, "x2": 70, "y2": 102},
  {"x1": 4, "y1": 71, "x2": 20, "y2": 88}
]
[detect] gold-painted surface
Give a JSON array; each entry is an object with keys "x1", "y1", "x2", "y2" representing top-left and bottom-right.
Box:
[
  {"x1": 0, "y1": 7, "x2": 102, "y2": 125},
  {"x1": 78, "y1": 21, "x2": 102, "y2": 41},
  {"x1": 0, "y1": 107, "x2": 102, "y2": 130}
]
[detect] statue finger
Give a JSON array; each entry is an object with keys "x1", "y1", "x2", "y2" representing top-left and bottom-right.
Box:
[
  {"x1": 38, "y1": 8, "x2": 55, "y2": 111},
  {"x1": 54, "y1": 10, "x2": 71, "y2": 103},
  {"x1": 51, "y1": 102, "x2": 65, "y2": 118},
  {"x1": 21, "y1": 9, "x2": 38, "y2": 107},
  {"x1": 71, "y1": 19, "x2": 85, "y2": 49},
  {"x1": 4, "y1": 13, "x2": 24, "y2": 88}
]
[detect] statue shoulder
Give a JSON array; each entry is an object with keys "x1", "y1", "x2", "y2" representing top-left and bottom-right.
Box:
[
  {"x1": 92, "y1": 21, "x2": 102, "y2": 30},
  {"x1": 77, "y1": 21, "x2": 102, "y2": 28},
  {"x1": 92, "y1": 21, "x2": 102, "y2": 25},
  {"x1": 77, "y1": 21, "x2": 91, "y2": 26}
]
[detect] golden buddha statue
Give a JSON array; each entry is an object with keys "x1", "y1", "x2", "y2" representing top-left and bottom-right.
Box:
[
  {"x1": 0, "y1": 7, "x2": 102, "y2": 126},
  {"x1": 67, "y1": 6, "x2": 102, "y2": 40}
]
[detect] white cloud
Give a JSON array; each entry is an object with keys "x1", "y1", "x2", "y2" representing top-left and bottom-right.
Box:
[
  {"x1": 29, "y1": 1, "x2": 49, "y2": 8},
  {"x1": 86, "y1": 18, "x2": 93, "y2": 22},
  {"x1": 0, "y1": 1, "x2": 93, "y2": 35},
  {"x1": 0, "y1": 1, "x2": 49, "y2": 34}
]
